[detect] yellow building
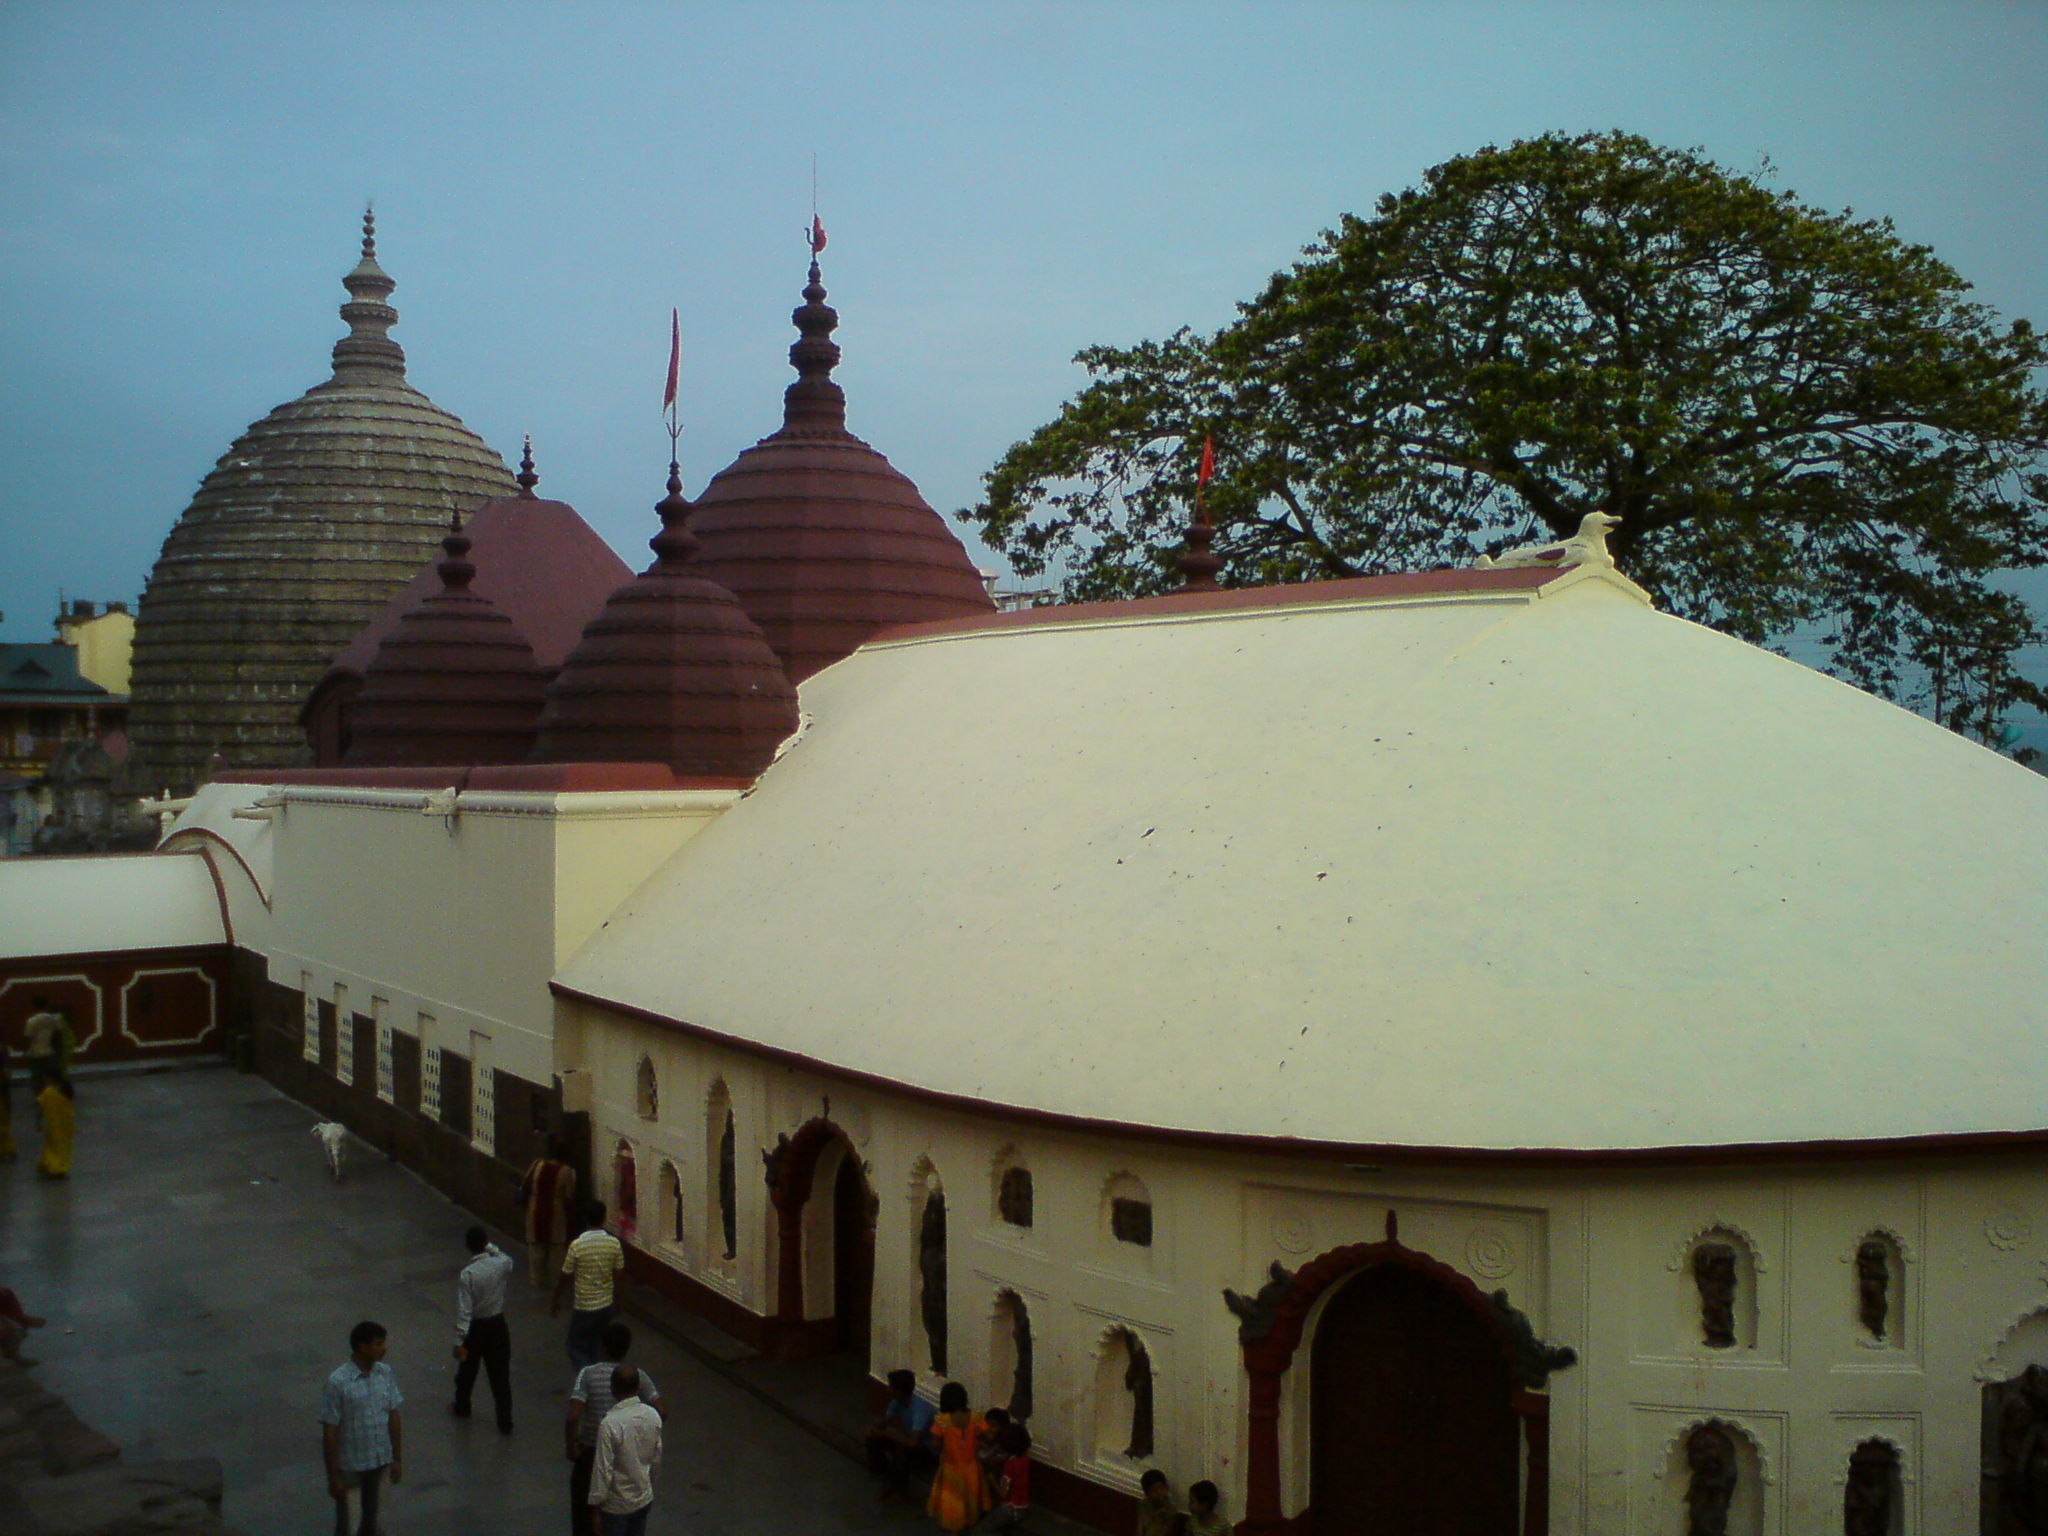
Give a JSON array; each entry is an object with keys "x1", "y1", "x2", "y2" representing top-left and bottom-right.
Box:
[{"x1": 54, "y1": 600, "x2": 136, "y2": 697}]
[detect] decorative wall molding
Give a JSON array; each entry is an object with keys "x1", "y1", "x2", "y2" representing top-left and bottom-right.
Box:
[{"x1": 118, "y1": 966, "x2": 217, "y2": 1048}]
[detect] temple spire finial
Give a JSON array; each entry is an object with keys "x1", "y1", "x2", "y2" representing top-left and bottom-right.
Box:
[
  {"x1": 649, "y1": 460, "x2": 699, "y2": 568},
  {"x1": 436, "y1": 510, "x2": 476, "y2": 591},
  {"x1": 516, "y1": 434, "x2": 539, "y2": 498},
  {"x1": 780, "y1": 217, "x2": 846, "y2": 437},
  {"x1": 1180, "y1": 435, "x2": 1223, "y2": 591},
  {"x1": 332, "y1": 204, "x2": 405, "y2": 379}
]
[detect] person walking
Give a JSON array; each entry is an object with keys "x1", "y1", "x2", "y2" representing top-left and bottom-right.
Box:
[
  {"x1": 566, "y1": 1322, "x2": 666, "y2": 1536},
  {"x1": 551, "y1": 1202, "x2": 624, "y2": 1371},
  {"x1": 520, "y1": 1138, "x2": 579, "y2": 1286},
  {"x1": 586, "y1": 1364, "x2": 661, "y2": 1536},
  {"x1": 450, "y1": 1225, "x2": 515, "y2": 1433},
  {"x1": 319, "y1": 1321, "x2": 404, "y2": 1536},
  {"x1": 33, "y1": 1077, "x2": 73, "y2": 1179},
  {"x1": 20, "y1": 999, "x2": 69, "y2": 1093}
]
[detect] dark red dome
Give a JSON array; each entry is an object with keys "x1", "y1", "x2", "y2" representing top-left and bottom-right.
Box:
[
  {"x1": 530, "y1": 468, "x2": 798, "y2": 779},
  {"x1": 343, "y1": 516, "x2": 550, "y2": 767},
  {"x1": 686, "y1": 259, "x2": 993, "y2": 684}
]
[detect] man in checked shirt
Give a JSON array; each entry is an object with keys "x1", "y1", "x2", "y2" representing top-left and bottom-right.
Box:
[
  {"x1": 319, "y1": 1320, "x2": 403, "y2": 1536},
  {"x1": 451, "y1": 1224, "x2": 516, "y2": 1432}
]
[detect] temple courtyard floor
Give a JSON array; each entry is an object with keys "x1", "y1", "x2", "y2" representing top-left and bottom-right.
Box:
[{"x1": 1, "y1": 1063, "x2": 1056, "y2": 1536}]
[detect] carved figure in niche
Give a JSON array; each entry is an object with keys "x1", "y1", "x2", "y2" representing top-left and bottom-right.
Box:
[
  {"x1": 717, "y1": 1110, "x2": 737, "y2": 1260},
  {"x1": 1692, "y1": 1242, "x2": 1738, "y2": 1348},
  {"x1": 998, "y1": 1167, "x2": 1033, "y2": 1228},
  {"x1": 1111, "y1": 1196, "x2": 1153, "y2": 1247},
  {"x1": 1009, "y1": 1301, "x2": 1033, "y2": 1421},
  {"x1": 1994, "y1": 1364, "x2": 2048, "y2": 1535},
  {"x1": 1684, "y1": 1422, "x2": 1738, "y2": 1536},
  {"x1": 761, "y1": 1131, "x2": 791, "y2": 1190},
  {"x1": 1222, "y1": 1261, "x2": 1298, "y2": 1345},
  {"x1": 1855, "y1": 1238, "x2": 1891, "y2": 1339},
  {"x1": 918, "y1": 1189, "x2": 948, "y2": 1374},
  {"x1": 1121, "y1": 1331, "x2": 1154, "y2": 1458},
  {"x1": 1843, "y1": 1439, "x2": 1898, "y2": 1536}
]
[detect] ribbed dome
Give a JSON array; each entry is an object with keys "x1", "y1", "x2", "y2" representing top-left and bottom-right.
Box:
[
  {"x1": 121, "y1": 210, "x2": 515, "y2": 794},
  {"x1": 685, "y1": 257, "x2": 992, "y2": 685},
  {"x1": 531, "y1": 467, "x2": 799, "y2": 779},
  {"x1": 342, "y1": 514, "x2": 549, "y2": 767}
]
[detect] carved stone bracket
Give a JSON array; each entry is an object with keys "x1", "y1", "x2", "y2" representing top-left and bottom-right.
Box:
[
  {"x1": 1487, "y1": 1288, "x2": 1579, "y2": 1389},
  {"x1": 1223, "y1": 1261, "x2": 1298, "y2": 1345}
]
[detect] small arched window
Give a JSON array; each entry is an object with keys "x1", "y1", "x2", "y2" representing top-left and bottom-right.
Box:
[
  {"x1": 659, "y1": 1160, "x2": 684, "y2": 1247},
  {"x1": 1844, "y1": 1438, "x2": 1900, "y2": 1536},
  {"x1": 998, "y1": 1166, "x2": 1034, "y2": 1229},
  {"x1": 918, "y1": 1182, "x2": 949, "y2": 1374},
  {"x1": 1106, "y1": 1172, "x2": 1153, "y2": 1247},
  {"x1": 635, "y1": 1056, "x2": 659, "y2": 1121}
]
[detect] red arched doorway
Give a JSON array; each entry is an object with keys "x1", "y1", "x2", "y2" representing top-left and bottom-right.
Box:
[
  {"x1": 766, "y1": 1116, "x2": 876, "y2": 1361},
  {"x1": 1310, "y1": 1263, "x2": 1518, "y2": 1534}
]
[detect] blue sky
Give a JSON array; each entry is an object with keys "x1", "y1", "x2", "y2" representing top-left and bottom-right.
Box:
[{"x1": 2, "y1": 2, "x2": 2043, "y2": 743}]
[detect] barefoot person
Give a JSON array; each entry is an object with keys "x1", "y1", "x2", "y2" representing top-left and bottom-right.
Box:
[{"x1": 320, "y1": 1321, "x2": 404, "y2": 1536}]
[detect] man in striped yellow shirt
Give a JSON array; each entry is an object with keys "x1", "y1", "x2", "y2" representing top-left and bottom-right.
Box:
[{"x1": 551, "y1": 1201, "x2": 625, "y2": 1370}]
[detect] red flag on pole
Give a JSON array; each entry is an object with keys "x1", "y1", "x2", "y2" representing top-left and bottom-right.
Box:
[
  {"x1": 810, "y1": 215, "x2": 828, "y2": 255},
  {"x1": 663, "y1": 309, "x2": 680, "y2": 413},
  {"x1": 1198, "y1": 435, "x2": 1215, "y2": 487}
]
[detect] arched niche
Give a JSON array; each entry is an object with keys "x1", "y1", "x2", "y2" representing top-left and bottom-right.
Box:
[
  {"x1": 657, "y1": 1159, "x2": 684, "y2": 1250},
  {"x1": 1091, "y1": 1324, "x2": 1154, "y2": 1462},
  {"x1": 1842, "y1": 1436, "x2": 1904, "y2": 1536},
  {"x1": 635, "y1": 1055, "x2": 659, "y2": 1122},
  {"x1": 762, "y1": 1116, "x2": 875, "y2": 1360},
  {"x1": 909, "y1": 1159, "x2": 949, "y2": 1376},
  {"x1": 989, "y1": 1289, "x2": 1033, "y2": 1421},
  {"x1": 1849, "y1": 1230, "x2": 1905, "y2": 1348},
  {"x1": 1103, "y1": 1170, "x2": 1155, "y2": 1266},
  {"x1": 704, "y1": 1079, "x2": 737, "y2": 1263},
  {"x1": 992, "y1": 1145, "x2": 1034, "y2": 1231},
  {"x1": 612, "y1": 1138, "x2": 638, "y2": 1239},
  {"x1": 1673, "y1": 1225, "x2": 1760, "y2": 1353},
  {"x1": 1661, "y1": 1418, "x2": 1765, "y2": 1536}
]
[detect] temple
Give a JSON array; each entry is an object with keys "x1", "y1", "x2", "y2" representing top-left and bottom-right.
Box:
[{"x1": 6, "y1": 219, "x2": 2048, "y2": 1536}]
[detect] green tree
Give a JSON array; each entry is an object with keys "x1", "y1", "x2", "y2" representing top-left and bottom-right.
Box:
[{"x1": 966, "y1": 131, "x2": 2048, "y2": 750}]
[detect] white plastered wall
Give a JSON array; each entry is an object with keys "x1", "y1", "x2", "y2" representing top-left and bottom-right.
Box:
[{"x1": 573, "y1": 1002, "x2": 2048, "y2": 1534}]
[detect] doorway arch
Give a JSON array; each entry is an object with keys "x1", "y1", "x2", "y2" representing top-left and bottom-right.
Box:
[
  {"x1": 1310, "y1": 1263, "x2": 1517, "y2": 1533},
  {"x1": 765, "y1": 1116, "x2": 876, "y2": 1360},
  {"x1": 1236, "y1": 1214, "x2": 1556, "y2": 1536}
]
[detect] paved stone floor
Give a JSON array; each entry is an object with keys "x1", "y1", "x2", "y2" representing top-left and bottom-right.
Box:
[{"x1": 0, "y1": 1065, "x2": 946, "y2": 1535}]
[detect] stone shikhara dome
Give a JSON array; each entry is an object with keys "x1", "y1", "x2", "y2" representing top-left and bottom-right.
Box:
[{"x1": 121, "y1": 209, "x2": 514, "y2": 794}]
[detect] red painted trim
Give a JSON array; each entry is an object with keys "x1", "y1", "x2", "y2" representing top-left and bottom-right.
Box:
[
  {"x1": 191, "y1": 841, "x2": 235, "y2": 945},
  {"x1": 869, "y1": 567, "x2": 1562, "y2": 647},
  {"x1": 209, "y1": 764, "x2": 751, "y2": 792},
  {"x1": 766, "y1": 1117, "x2": 858, "y2": 1357},
  {"x1": 550, "y1": 983, "x2": 2048, "y2": 1170},
  {"x1": 3, "y1": 942, "x2": 232, "y2": 971},
  {"x1": 161, "y1": 828, "x2": 271, "y2": 913},
  {"x1": 621, "y1": 1243, "x2": 772, "y2": 1352}
]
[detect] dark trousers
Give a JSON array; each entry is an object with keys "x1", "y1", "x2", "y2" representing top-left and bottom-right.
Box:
[
  {"x1": 570, "y1": 1446, "x2": 596, "y2": 1536},
  {"x1": 333, "y1": 1464, "x2": 386, "y2": 1536},
  {"x1": 566, "y1": 1305, "x2": 612, "y2": 1371},
  {"x1": 453, "y1": 1314, "x2": 512, "y2": 1428}
]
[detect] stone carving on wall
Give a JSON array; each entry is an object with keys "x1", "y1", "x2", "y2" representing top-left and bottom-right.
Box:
[
  {"x1": 1693, "y1": 1242, "x2": 1739, "y2": 1349},
  {"x1": 1466, "y1": 1225, "x2": 1517, "y2": 1279},
  {"x1": 1855, "y1": 1238, "x2": 1891, "y2": 1340},
  {"x1": 717, "y1": 1111, "x2": 737, "y2": 1260},
  {"x1": 1223, "y1": 1261, "x2": 1298, "y2": 1345},
  {"x1": 1684, "y1": 1422, "x2": 1739, "y2": 1536},
  {"x1": 1989, "y1": 1364, "x2": 2048, "y2": 1534},
  {"x1": 1843, "y1": 1439, "x2": 1899, "y2": 1536},
  {"x1": 1008, "y1": 1298, "x2": 1033, "y2": 1421},
  {"x1": 1988, "y1": 1209, "x2": 2034, "y2": 1253},
  {"x1": 1121, "y1": 1330, "x2": 1154, "y2": 1459},
  {"x1": 1486, "y1": 1288, "x2": 1578, "y2": 1388},
  {"x1": 761, "y1": 1131, "x2": 791, "y2": 1189},
  {"x1": 919, "y1": 1189, "x2": 949, "y2": 1374},
  {"x1": 1270, "y1": 1204, "x2": 1315, "y2": 1255}
]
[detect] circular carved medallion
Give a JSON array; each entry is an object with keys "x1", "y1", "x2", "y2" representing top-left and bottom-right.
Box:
[
  {"x1": 1271, "y1": 1205, "x2": 1315, "y2": 1255},
  {"x1": 1987, "y1": 1210, "x2": 2033, "y2": 1252},
  {"x1": 1466, "y1": 1226, "x2": 1517, "y2": 1279}
]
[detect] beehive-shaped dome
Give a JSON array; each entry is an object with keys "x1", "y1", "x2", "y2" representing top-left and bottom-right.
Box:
[
  {"x1": 531, "y1": 467, "x2": 799, "y2": 779},
  {"x1": 342, "y1": 513, "x2": 549, "y2": 767},
  {"x1": 684, "y1": 255, "x2": 992, "y2": 684},
  {"x1": 121, "y1": 210, "x2": 515, "y2": 794}
]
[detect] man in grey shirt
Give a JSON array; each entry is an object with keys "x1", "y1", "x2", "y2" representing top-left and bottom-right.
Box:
[{"x1": 451, "y1": 1225, "x2": 515, "y2": 1432}]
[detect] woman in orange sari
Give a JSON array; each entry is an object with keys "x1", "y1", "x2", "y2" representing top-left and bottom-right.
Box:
[{"x1": 926, "y1": 1382, "x2": 990, "y2": 1531}]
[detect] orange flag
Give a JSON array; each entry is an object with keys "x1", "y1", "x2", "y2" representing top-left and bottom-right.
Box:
[
  {"x1": 663, "y1": 309, "x2": 680, "y2": 413},
  {"x1": 1198, "y1": 435, "x2": 1215, "y2": 487}
]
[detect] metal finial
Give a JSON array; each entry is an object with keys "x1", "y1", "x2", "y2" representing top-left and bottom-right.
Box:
[
  {"x1": 649, "y1": 460, "x2": 699, "y2": 567},
  {"x1": 362, "y1": 203, "x2": 376, "y2": 260},
  {"x1": 1179, "y1": 509, "x2": 1222, "y2": 591},
  {"x1": 437, "y1": 509, "x2": 476, "y2": 590},
  {"x1": 516, "y1": 434, "x2": 539, "y2": 498}
]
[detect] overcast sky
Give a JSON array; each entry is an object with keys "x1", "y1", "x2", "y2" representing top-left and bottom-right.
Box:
[{"x1": 2, "y1": 2, "x2": 2043, "y2": 743}]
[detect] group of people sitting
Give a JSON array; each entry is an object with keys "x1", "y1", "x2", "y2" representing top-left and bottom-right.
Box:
[{"x1": 865, "y1": 1369, "x2": 1230, "y2": 1535}]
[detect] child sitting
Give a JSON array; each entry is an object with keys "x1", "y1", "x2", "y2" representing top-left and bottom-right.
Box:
[
  {"x1": 1185, "y1": 1480, "x2": 1229, "y2": 1536},
  {"x1": 1135, "y1": 1468, "x2": 1185, "y2": 1536}
]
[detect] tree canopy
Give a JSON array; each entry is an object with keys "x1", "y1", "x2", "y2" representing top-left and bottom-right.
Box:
[{"x1": 964, "y1": 130, "x2": 2048, "y2": 751}]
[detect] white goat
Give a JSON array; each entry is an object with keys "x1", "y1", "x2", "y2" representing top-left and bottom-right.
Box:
[{"x1": 311, "y1": 1121, "x2": 349, "y2": 1181}]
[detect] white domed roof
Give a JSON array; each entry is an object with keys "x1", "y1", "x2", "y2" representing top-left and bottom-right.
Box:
[{"x1": 555, "y1": 567, "x2": 2048, "y2": 1155}]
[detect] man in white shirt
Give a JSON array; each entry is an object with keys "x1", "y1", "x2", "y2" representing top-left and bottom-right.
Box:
[
  {"x1": 587, "y1": 1365, "x2": 662, "y2": 1536},
  {"x1": 451, "y1": 1225, "x2": 515, "y2": 1432}
]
